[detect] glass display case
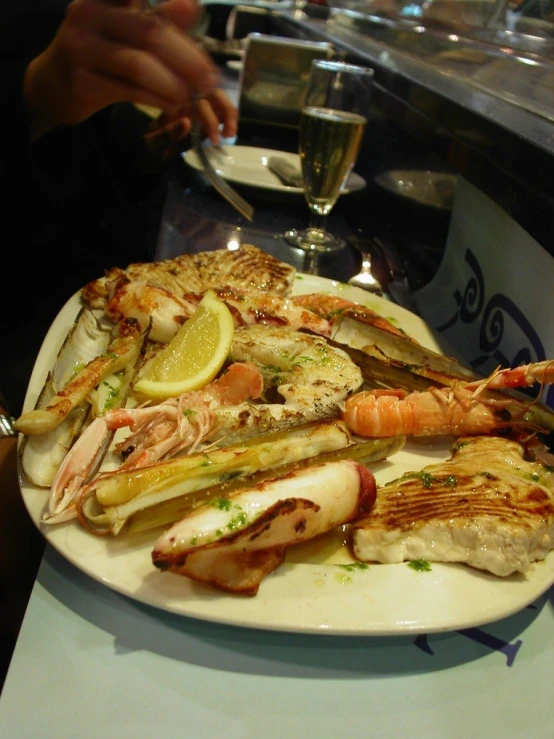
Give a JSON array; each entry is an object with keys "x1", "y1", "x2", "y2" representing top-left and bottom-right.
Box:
[{"x1": 322, "y1": 0, "x2": 554, "y2": 121}]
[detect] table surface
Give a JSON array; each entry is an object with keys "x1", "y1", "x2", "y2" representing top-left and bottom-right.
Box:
[
  {"x1": 0, "y1": 546, "x2": 552, "y2": 738},
  {"x1": 3, "y1": 55, "x2": 554, "y2": 739}
]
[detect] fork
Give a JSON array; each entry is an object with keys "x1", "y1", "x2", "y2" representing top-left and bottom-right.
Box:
[{"x1": 191, "y1": 121, "x2": 254, "y2": 222}]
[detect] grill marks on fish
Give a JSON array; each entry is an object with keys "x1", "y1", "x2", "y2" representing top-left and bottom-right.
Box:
[
  {"x1": 82, "y1": 245, "x2": 296, "y2": 308},
  {"x1": 182, "y1": 287, "x2": 332, "y2": 337},
  {"x1": 193, "y1": 325, "x2": 364, "y2": 445},
  {"x1": 230, "y1": 324, "x2": 362, "y2": 411},
  {"x1": 353, "y1": 435, "x2": 554, "y2": 576}
]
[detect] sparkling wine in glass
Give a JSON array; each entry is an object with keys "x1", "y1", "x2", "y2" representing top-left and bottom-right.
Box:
[{"x1": 285, "y1": 60, "x2": 374, "y2": 253}]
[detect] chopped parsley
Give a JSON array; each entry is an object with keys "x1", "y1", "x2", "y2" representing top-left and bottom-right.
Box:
[
  {"x1": 209, "y1": 498, "x2": 232, "y2": 511},
  {"x1": 408, "y1": 559, "x2": 432, "y2": 572},
  {"x1": 404, "y1": 471, "x2": 459, "y2": 488},
  {"x1": 336, "y1": 563, "x2": 369, "y2": 573},
  {"x1": 227, "y1": 511, "x2": 248, "y2": 531},
  {"x1": 207, "y1": 500, "x2": 250, "y2": 533},
  {"x1": 524, "y1": 472, "x2": 541, "y2": 482},
  {"x1": 101, "y1": 379, "x2": 120, "y2": 411}
]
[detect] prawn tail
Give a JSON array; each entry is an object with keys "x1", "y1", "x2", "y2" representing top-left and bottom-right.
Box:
[
  {"x1": 341, "y1": 390, "x2": 416, "y2": 437},
  {"x1": 206, "y1": 362, "x2": 264, "y2": 406}
]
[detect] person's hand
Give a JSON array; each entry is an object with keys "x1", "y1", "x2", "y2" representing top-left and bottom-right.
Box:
[
  {"x1": 23, "y1": 0, "x2": 220, "y2": 142},
  {"x1": 195, "y1": 90, "x2": 238, "y2": 145},
  {"x1": 140, "y1": 89, "x2": 238, "y2": 168}
]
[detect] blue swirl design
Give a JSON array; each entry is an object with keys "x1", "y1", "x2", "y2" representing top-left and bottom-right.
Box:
[
  {"x1": 433, "y1": 247, "x2": 551, "y2": 407},
  {"x1": 436, "y1": 249, "x2": 484, "y2": 332},
  {"x1": 479, "y1": 294, "x2": 545, "y2": 369},
  {"x1": 459, "y1": 249, "x2": 485, "y2": 324}
]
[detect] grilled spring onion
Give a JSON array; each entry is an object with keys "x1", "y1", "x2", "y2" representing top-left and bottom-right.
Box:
[
  {"x1": 122, "y1": 434, "x2": 404, "y2": 537},
  {"x1": 80, "y1": 419, "x2": 352, "y2": 535},
  {"x1": 79, "y1": 419, "x2": 404, "y2": 536}
]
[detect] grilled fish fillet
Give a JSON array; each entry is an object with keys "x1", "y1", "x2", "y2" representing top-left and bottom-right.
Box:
[
  {"x1": 82, "y1": 244, "x2": 296, "y2": 308},
  {"x1": 353, "y1": 435, "x2": 554, "y2": 576}
]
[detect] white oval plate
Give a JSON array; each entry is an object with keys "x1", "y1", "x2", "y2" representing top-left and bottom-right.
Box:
[
  {"x1": 183, "y1": 145, "x2": 367, "y2": 196},
  {"x1": 225, "y1": 59, "x2": 244, "y2": 73},
  {"x1": 19, "y1": 275, "x2": 554, "y2": 635}
]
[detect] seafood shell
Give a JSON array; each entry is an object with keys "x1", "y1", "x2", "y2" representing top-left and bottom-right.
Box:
[{"x1": 20, "y1": 308, "x2": 112, "y2": 487}]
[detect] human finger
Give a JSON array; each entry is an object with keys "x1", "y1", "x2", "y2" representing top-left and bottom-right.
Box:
[
  {"x1": 67, "y1": 0, "x2": 218, "y2": 99},
  {"x1": 82, "y1": 38, "x2": 201, "y2": 111},
  {"x1": 144, "y1": 115, "x2": 192, "y2": 162},
  {"x1": 203, "y1": 89, "x2": 238, "y2": 139},
  {"x1": 194, "y1": 98, "x2": 222, "y2": 144},
  {"x1": 151, "y1": 0, "x2": 204, "y2": 33},
  {"x1": 96, "y1": 2, "x2": 220, "y2": 96}
]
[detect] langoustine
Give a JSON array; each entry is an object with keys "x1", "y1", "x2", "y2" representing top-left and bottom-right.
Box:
[
  {"x1": 152, "y1": 458, "x2": 376, "y2": 595},
  {"x1": 341, "y1": 360, "x2": 554, "y2": 439},
  {"x1": 45, "y1": 362, "x2": 264, "y2": 523}
]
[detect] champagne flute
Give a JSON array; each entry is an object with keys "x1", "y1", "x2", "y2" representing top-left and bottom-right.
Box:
[{"x1": 285, "y1": 60, "x2": 374, "y2": 253}]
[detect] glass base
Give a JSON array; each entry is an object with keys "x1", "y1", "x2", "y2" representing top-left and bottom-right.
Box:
[{"x1": 284, "y1": 227, "x2": 346, "y2": 253}]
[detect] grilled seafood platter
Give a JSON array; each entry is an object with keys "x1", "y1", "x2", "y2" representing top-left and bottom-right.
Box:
[{"x1": 15, "y1": 245, "x2": 554, "y2": 626}]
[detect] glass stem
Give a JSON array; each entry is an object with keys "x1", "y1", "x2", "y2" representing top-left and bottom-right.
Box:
[{"x1": 307, "y1": 211, "x2": 328, "y2": 239}]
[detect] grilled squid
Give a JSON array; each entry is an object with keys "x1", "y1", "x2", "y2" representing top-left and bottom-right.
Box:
[{"x1": 152, "y1": 458, "x2": 376, "y2": 595}]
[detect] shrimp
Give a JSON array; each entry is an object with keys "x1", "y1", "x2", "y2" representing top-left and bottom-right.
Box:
[
  {"x1": 46, "y1": 362, "x2": 263, "y2": 523},
  {"x1": 115, "y1": 360, "x2": 263, "y2": 467},
  {"x1": 341, "y1": 360, "x2": 554, "y2": 438}
]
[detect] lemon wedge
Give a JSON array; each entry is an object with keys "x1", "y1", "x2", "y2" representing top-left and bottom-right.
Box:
[{"x1": 133, "y1": 289, "x2": 234, "y2": 400}]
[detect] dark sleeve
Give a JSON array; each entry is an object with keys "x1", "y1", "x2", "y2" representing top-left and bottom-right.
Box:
[{"x1": 0, "y1": 4, "x2": 65, "y2": 196}]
